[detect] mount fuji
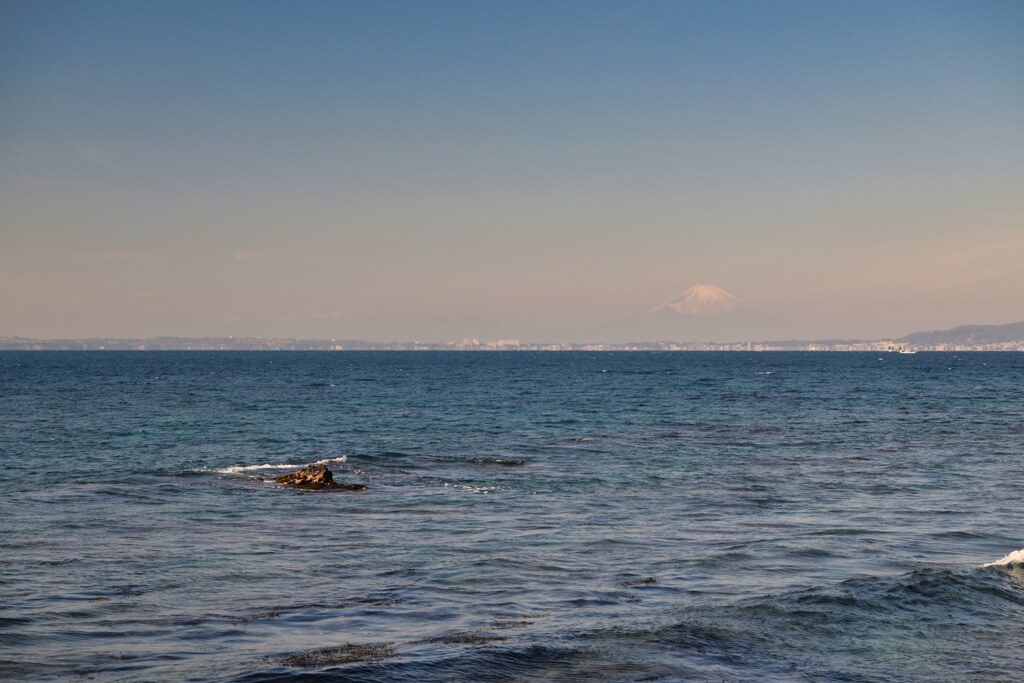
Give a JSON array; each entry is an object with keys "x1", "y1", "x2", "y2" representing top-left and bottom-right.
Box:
[
  {"x1": 650, "y1": 284, "x2": 750, "y2": 316},
  {"x1": 621, "y1": 284, "x2": 787, "y2": 342}
]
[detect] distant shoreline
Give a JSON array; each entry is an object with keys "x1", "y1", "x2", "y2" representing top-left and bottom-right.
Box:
[
  {"x1": 9, "y1": 321, "x2": 1024, "y2": 352},
  {"x1": 2, "y1": 349, "x2": 1022, "y2": 352},
  {"x1": 2, "y1": 340, "x2": 1022, "y2": 352}
]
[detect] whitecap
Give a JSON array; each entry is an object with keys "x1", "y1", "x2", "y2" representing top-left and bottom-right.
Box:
[
  {"x1": 983, "y1": 548, "x2": 1024, "y2": 567},
  {"x1": 311, "y1": 455, "x2": 349, "y2": 466},
  {"x1": 441, "y1": 482, "x2": 502, "y2": 494},
  {"x1": 198, "y1": 455, "x2": 348, "y2": 475},
  {"x1": 209, "y1": 463, "x2": 307, "y2": 474}
]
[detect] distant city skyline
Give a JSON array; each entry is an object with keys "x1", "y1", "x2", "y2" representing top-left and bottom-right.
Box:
[
  {"x1": 2, "y1": 1, "x2": 1022, "y2": 342},
  {"x1": 5, "y1": 318, "x2": 1024, "y2": 352}
]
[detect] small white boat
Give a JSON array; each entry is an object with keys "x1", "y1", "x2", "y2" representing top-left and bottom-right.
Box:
[{"x1": 888, "y1": 345, "x2": 917, "y2": 354}]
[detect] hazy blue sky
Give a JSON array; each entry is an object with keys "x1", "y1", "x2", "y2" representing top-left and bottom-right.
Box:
[{"x1": 2, "y1": 0, "x2": 1021, "y2": 341}]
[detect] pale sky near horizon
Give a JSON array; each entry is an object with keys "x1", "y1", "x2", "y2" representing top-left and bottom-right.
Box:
[{"x1": 1, "y1": 0, "x2": 1022, "y2": 342}]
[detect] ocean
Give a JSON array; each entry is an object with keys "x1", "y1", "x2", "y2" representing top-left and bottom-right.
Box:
[{"x1": 1, "y1": 351, "x2": 1022, "y2": 681}]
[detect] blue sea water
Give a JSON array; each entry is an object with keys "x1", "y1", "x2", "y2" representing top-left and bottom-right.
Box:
[{"x1": 1, "y1": 351, "x2": 1023, "y2": 682}]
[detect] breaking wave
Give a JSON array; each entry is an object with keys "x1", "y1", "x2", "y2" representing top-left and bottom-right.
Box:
[
  {"x1": 983, "y1": 548, "x2": 1024, "y2": 567},
  {"x1": 199, "y1": 455, "x2": 348, "y2": 475}
]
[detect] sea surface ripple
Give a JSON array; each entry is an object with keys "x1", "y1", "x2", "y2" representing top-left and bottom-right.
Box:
[{"x1": 1, "y1": 351, "x2": 1022, "y2": 681}]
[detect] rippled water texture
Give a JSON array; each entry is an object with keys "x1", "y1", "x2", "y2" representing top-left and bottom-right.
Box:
[{"x1": 1, "y1": 351, "x2": 1023, "y2": 681}]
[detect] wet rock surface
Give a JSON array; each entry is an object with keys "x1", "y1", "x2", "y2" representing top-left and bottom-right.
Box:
[{"x1": 273, "y1": 464, "x2": 366, "y2": 490}]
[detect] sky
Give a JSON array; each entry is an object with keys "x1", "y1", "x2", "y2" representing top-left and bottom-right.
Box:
[{"x1": 1, "y1": 0, "x2": 1022, "y2": 342}]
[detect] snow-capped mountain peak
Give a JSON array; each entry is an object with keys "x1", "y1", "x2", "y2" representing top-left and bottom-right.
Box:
[{"x1": 652, "y1": 284, "x2": 747, "y2": 316}]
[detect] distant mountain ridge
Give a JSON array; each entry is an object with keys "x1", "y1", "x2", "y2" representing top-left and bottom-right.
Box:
[{"x1": 898, "y1": 321, "x2": 1024, "y2": 346}]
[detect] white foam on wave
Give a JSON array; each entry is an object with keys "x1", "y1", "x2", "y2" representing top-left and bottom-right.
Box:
[
  {"x1": 441, "y1": 482, "x2": 502, "y2": 494},
  {"x1": 200, "y1": 455, "x2": 348, "y2": 475},
  {"x1": 983, "y1": 548, "x2": 1024, "y2": 567}
]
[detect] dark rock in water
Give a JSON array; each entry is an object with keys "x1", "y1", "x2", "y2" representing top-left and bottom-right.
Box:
[
  {"x1": 273, "y1": 464, "x2": 367, "y2": 491},
  {"x1": 414, "y1": 630, "x2": 509, "y2": 647},
  {"x1": 490, "y1": 618, "x2": 535, "y2": 630},
  {"x1": 280, "y1": 642, "x2": 394, "y2": 667},
  {"x1": 274, "y1": 463, "x2": 333, "y2": 487},
  {"x1": 620, "y1": 576, "x2": 657, "y2": 588}
]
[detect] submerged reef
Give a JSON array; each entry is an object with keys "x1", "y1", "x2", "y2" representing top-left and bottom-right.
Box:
[{"x1": 280, "y1": 642, "x2": 395, "y2": 667}]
